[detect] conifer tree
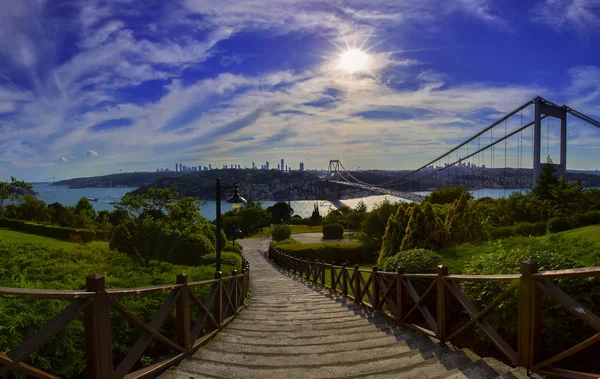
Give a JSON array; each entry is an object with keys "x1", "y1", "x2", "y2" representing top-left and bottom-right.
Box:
[
  {"x1": 400, "y1": 202, "x2": 443, "y2": 251},
  {"x1": 445, "y1": 192, "x2": 485, "y2": 246},
  {"x1": 378, "y1": 203, "x2": 411, "y2": 262}
]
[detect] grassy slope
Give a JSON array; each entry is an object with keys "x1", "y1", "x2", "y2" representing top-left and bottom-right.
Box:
[
  {"x1": 438, "y1": 225, "x2": 600, "y2": 273},
  {"x1": 0, "y1": 228, "x2": 109, "y2": 251}
]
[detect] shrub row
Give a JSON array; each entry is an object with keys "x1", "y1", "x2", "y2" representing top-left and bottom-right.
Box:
[
  {"x1": 489, "y1": 211, "x2": 600, "y2": 240},
  {"x1": 270, "y1": 241, "x2": 368, "y2": 264},
  {"x1": 0, "y1": 218, "x2": 110, "y2": 242}
]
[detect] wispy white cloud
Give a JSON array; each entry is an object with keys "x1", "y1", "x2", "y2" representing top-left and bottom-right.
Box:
[
  {"x1": 85, "y1": 150, "x2": 98, "y2": 156},
  {"x1": 531, "y1": 0, "x2": 600, "y2": 36}
]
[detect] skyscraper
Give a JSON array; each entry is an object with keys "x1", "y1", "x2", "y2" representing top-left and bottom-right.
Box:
[
  {"x1": 277, "y1": 164, "x2": 280, "y2": 170},
  {"x1": 266, "y1": 161, "x2": 269, "y2": 170},
  {"x1": 299, "y1": 162, "x2": 304, "y2": 172},
  {"x1": 175, "y1": 164, "x2": 178, "y2": 172},
  {"x1": 281, "y1": 159, "x2": 284, "y2": 171}
]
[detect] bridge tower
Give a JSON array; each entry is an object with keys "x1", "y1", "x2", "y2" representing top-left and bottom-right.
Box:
[
  {"x1": 327, "y1": 160, "x2": 341, "y2": 180},
  {"x1": 532, "y1": 97, "x2": 567, "y2": 186}
]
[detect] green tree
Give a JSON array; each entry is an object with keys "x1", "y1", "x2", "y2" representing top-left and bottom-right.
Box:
[
  {"x1": 424, "y1": 186, "x2": 472, "y2": 205},
  {"x1": 267, "y1": 202, "x2": 294, "y2": 224},
  {"x1": 532, "y1": 157, "x2": 560, "y2": 201},
  {"x1": 0, "y1": 177, "x2": 33, "y2": 217},
  {"x1": 75, "y1": 197, "x2": 96, "y2": 219},
  {"x1": 14, "y1": 195, "x2": 48, "y2": 222},
  {"x1": 400, "y1": 202, "x2": 443, "y2": 251},
  {"x1": 357, "y1": 200, "x2": 401, "y2": 250},
  {"x1": 379, "y1": 203, "x2": 412, "y2": 263},
  {"x1": 445, "y1": 192, "x2": 484, "y2": 246},
  {"x1": 310, "y1": 203, "x2": 322, "y2": 226},
  {"x1": 47, "y1": 202, "x2": 74, "y2": 227}
]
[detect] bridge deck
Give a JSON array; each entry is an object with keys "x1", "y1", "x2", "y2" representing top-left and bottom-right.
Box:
[{"x1": 161, "y1": 239, "x2": 536, "y2": 379}]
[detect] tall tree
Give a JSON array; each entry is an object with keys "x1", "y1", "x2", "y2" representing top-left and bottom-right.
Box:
[
  {"x1": 379, "y1": 203, "x2": 412, "y2": 262},
  {"x1": 400, "y1": 202, "x2": 443, "y2": 251},
  {"x1": 533, "y1": 156, "x2": 560, "y2": 202},
  {"x1": 0, "y1": 177, "x2": 33, "y2": 217}
]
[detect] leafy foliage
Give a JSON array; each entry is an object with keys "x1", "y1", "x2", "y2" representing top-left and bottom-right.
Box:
[
  {"x1": 0, "y1": 241, "x2": 240, "y2": 377},
  {"x1": 378, "y1": 203, "x2": 411, "y2": 263},
  {"x1": 462, "y1": 240, "x2": 600, "y2": 358},
  {"x1": 0, "y1": 177, "x2": 33, "y2": 217},
  {"x1": 424, "y1": 186, "x2": 472, "y2": 205},
  {"x1": 310, "y1": 203, "x2": 322, "y2": 226},
  {"x1": 322, "y1": 223, "x2": 344, "y2": 239},
  {"x1": 445, "y1": 193, "x2": 485, "y2": 246},
  {"x1": 380, "y1": 249, "x2": 441, "y2": 273},
  {"x1": 547, "y1": 216, "x2": 573, "y2": 233},
  {"x1": 401, "y1": 202, "x2": 444, "y2": 251},
  {"x1": 221, "y1": 199, "x2": 270, "y2": 238},
  {"x1": 272, "y1": 224, "x2": 292, "y2": 241},
  {"x1": 271, "y1": 240, "x2": 367, "y2": 264},
  {"x1": 267, "y1": 202, "x2": 294, "y2": 224},
  {"x1": 109, "y1": 187, "x2": 217, "y2": 265},
  {"x1": 357, "y1": 200, "x2": 402, "y2": 250}
]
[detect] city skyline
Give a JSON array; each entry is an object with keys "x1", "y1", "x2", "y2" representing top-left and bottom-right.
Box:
[{"x1": 1, "y1": 1, "x2": 600, "y2": 182}]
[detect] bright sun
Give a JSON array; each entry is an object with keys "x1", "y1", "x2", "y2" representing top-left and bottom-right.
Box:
[{"x1": 338, "y1": 48, "x2": 369, "y2": 74}]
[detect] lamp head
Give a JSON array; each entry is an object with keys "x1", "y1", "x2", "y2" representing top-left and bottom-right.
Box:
[{"x1": 226, "y1": 180, "x2": 246, "y2": 209}]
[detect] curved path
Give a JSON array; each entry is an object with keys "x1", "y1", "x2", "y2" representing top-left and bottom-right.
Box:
[{"x1": 161, "y1": 239, "x2": 534, "y2": 379}]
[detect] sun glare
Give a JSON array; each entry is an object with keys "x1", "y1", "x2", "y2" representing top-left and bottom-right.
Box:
[{"x1": 338, "y1": 48, "x2": 369, "y2": 74}]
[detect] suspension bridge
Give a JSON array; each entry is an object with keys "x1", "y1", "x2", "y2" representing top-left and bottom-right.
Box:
[{"x1": 326, "y1": 96, "x2": 600, "y2": 202}]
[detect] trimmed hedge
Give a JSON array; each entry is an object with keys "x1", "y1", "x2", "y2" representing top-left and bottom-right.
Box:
[
  {"x1": 0, "y1": 218, "x2": 100, "y2": 242},
  {"x1": 223, "y1": 241, "x2": 243, "y2": 255},
  {"x1": 270, "y1": 241, "x2": 367, "y2": 264},
  {"x1": 323, "y1": 223, "x2": 344, "y2": 239},
  {"x1": 489, "y1": 226, "x2": 515, "y2": 239}
]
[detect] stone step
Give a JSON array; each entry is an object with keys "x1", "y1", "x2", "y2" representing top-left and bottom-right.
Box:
[
  {"x1": 174, "y1": 346, "x2": 458, "y2": 379},
  {"x1": 431, "y1": 357, "x2": 513, "y2": 378}
]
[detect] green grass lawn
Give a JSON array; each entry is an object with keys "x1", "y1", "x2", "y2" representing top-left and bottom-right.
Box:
[
  {"x1": 438, "y1": 224, "x2": 600, "y2": 273},
  {"x1": 0, "y1": 228, "x2": 109, "y2": 251}
]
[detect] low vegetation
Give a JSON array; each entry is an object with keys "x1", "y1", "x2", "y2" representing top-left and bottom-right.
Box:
[{"x1": 0, "y1": 240, "x2": 240, "y2": 377}]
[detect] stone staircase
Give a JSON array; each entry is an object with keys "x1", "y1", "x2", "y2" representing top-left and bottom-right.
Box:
[{"x1": 161, "y1": 239, "x2": 541, "y2": 379}]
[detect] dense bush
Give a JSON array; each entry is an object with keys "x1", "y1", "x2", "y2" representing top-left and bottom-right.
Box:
[
  {"x1": 585, "y1": 211, "x2": 600, "y2": 225},
  {"x1": 223, "y1": 241, "x2": 243, "y2": 255},
  {"x1": 357, "y1": 200, "x2": 402, "y2": 250},
  {"x1": 169, "y1": 233, "x2": 216, "y2": 266},
  {"x1": 463, "y1": 242, "x2": 599, "y2": 359},
  {"x1": 271, "y1": 241, "x2": 367, "y2": 264},
  {"x1": 445, "y1": 193, "x2": 485, "y2": 246},
  {"x1": 0, "y1": 218, "x2": 97, "y2": 242},
  {"x1": 380, "y1": 249, "x2": 441, "y2": 273},
  {"x1": 547, "y1": 216, "x2": 573, "y2": 233},
  {"x1": 322, "y1": 223, "x2": 344, "y2": 239},
  {"x1": 489, "y1": 226, "x2": 515, "y2": 239},
  {"x1": 513, "y1": 222, "x2": 546, "y2": 237},
  {"x1": 272, "y1": 224, "x2": 292, "y2": 241},
  {"x1": 200, "y1": 251, "x2": 242, "y2": 268},
  {"x1": 0, "y1": 241, "x2": 241, "y2": 377}
]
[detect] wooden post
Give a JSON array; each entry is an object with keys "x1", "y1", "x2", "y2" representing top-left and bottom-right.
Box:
[
  {"x1": 436, "y1": 265, "x2": 451, "y2": 342},
  {"x1": 396, "y1": 266, "x2": 407, "y2": 320},
  {"x1": 518, "y1": 259, "x2": 541, "y2": 370},
  {"x1": 330, "y1": 263, "x2": 336, "y2": 291},
  {"x1": 354, "y1": 264, "x2": 361, "y2": 303},
  {"x1": 321, "y1": 261, "x2": 326, "y2": 286},
  {"x1": 84, "y1": 274, "x2": 113, "y2": 379},
  {"x1": 372, "y1": 266, "x2": 380, "y2": 310},
  {"x1": 214, "y1": 271, "x2": 223, "y2": 328},
  {"x1": 176, "y1": 273, "x2": 191, "y2": 352},
  {"x1": 314, "y1": 259, "x2": 319, "y2": 284},
  {"x1": 232, "y1": 270, "x2": 239, "y2": 312},
  {"x1": 342, "y1": 263, "x2": 348, "y2": 296}
]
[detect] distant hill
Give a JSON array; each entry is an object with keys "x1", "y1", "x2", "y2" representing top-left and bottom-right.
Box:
[
  {"x1": 53, "y1": 171, "x2": 186, "y2": 188},
  {"x1": 130, "y1": 169, "x2": 348, "y2": 200}
]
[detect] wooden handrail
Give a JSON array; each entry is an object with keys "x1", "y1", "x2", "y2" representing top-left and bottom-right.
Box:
[
  {"x1": 269, "y1": 244, "x2": 600, "y2": 378},
  {"x1": 0, "y1": 262, "x2": 251, "y2": 379}
]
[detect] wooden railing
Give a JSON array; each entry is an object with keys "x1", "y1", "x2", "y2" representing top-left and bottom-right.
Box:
[
  {"x1": 0, "y1": 259, "x2": 250, "y2": 379},
  {"x1": 269, "y1": 246, "x2": 600, "y2": 379}
]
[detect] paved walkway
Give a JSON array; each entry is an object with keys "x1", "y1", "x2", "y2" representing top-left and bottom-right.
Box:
[{"x1": 161, "y1": 239, "x2": 533, "y2": 379}]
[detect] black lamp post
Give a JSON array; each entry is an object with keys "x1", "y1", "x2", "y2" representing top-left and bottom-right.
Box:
[{"x1": 215, "y1": 178, "x2": 246, "y2": 273}]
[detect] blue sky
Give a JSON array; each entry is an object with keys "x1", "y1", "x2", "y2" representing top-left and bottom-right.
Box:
[{"x1": 1, "y1": 0, "x2": 600, "y2": 181}]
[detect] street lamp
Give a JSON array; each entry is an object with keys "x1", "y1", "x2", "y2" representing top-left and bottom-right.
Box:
[{"x1": 216, "y1": 178, "x2": 246, "y2": 273}]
